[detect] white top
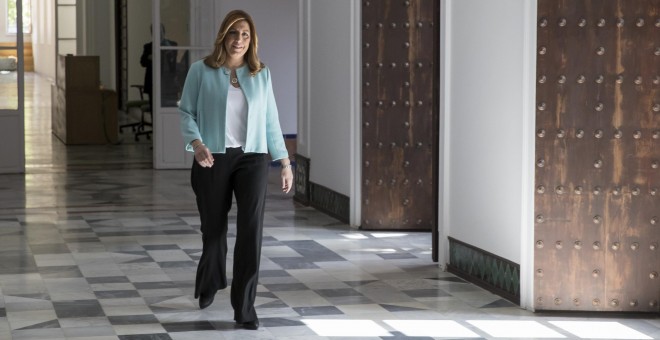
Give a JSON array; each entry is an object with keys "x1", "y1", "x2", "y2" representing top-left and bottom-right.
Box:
[{"x1": 225, "y1": 85, "x2": 248, "y2": 148}]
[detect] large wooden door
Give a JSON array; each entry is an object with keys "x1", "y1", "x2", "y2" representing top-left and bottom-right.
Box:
[
  {"x1": 361, "y1": 0, "x2": 439, "y2": 231},
  {"x1": 535, "y1": 0, "x2": 659, "y2": 312}
]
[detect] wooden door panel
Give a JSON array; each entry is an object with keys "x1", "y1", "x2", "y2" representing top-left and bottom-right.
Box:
[
  {"x1": 535, "y1": 0, "x2": 659, "y2": 312},
  {"x1": 361, "y1": 0, "x2": 439, "y2": 230}
]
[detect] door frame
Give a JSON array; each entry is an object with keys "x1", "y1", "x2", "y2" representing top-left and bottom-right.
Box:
[
  {"x1": 355, "y1": 0, "x2": 440, "y2": 260},
  {"x1": 349, "y1": 0, "x2": 362, "y2": 227}
]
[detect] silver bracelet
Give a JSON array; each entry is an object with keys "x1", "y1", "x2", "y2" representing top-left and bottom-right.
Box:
[{"x1": 281, "y1": 164, "x2": 291, "y2": 169}]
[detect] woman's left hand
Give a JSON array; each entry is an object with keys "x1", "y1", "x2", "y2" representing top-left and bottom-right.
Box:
[{"x1": 281, "y1": 167, "x2": 294, "y2": 193}]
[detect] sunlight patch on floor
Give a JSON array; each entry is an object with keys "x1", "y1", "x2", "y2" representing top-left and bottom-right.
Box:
[
  {"x1": 550, "y1": 321, "x2": 653, "y2": 339},
  {"x1": 371, "y1": 232, "x2": 409, "y2": 238},
  {"x1": 468, "y1": 320, "x2": 565, "y2": 338},
  {"x1": 302, "y1": 320, "x2": 390, "y2": 337},
  {"x1": 302, "y1": 319, "x2": 654, "y2": 339},
  {"x1": 384, "y1": 320, "x2": 481, "y2": 338},
  {"x1": 340, "y1": 233, "x2": 368, "y2": 239}
]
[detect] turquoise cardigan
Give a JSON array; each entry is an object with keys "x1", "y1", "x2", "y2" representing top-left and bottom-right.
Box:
[{"x1": 179, "y1": 60, "x2": 289, "y2": 161}]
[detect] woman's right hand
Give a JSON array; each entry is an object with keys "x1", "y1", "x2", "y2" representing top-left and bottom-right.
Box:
[{"x1": 194, "y1": 144, "x2": 214, "y2": 167}]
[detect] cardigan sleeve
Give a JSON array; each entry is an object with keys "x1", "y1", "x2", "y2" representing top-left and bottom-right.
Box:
[
  {"x1": 179, "y1": 62, "x2": 203, "y2": 151},
  {"x1": 264, "y1": 67, "x2": 289, "y2": 161}
]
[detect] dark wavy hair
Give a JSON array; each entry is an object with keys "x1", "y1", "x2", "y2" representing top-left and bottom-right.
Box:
[{"x1": 203, "y1": 9, "x2": 264, "y2": 75}]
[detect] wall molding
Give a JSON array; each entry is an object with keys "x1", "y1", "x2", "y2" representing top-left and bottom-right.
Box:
[{"x1": 447, "y1": 237, "x2": 520, "y2": 305}]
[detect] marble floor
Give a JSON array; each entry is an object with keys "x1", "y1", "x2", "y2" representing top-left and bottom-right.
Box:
[{"x1": 0, "y1": 73, "x2": 658, "y2": 340}]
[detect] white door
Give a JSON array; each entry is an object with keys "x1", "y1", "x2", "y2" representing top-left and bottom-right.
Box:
[
  {"x1": 152, "y1": 0, "x2": 212, "y2": 169},
  {"x1": 0, "y1": 0, "x2": 25, "y2": 174}
]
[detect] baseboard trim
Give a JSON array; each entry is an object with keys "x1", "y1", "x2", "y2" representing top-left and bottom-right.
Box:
[
  {"x1": 293, "y1": 154, "x2": 310, "y2": 205},
  {"x1": 447, "y1": 237, "x2": 520, "y2": 305},
  {"x1": 309, "y1": 182, "x2": 349, "y2": 223},
  {"x1": 293, "y1": 153, "x2": 349, "y2": 223}
]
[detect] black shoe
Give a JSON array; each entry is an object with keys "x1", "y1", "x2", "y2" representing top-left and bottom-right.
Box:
[
  {"x1": 240, "y1": 319, "x2": 259, "y2": 330},
  {"x1": 199, "y1": 293, "x2": 215, "y2": 309}
]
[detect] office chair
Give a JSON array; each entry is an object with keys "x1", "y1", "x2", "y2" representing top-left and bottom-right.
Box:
[{"x1": 119, "y1": 85, "x2": 152, "y2": 141}]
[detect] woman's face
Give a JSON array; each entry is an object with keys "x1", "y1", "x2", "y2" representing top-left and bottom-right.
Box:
[{"x1": 224, "y1": 20, "x2": 251, "y2": 62}]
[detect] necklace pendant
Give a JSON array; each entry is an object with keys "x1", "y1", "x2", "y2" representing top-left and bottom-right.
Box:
[{"x1": 231, "y1": 77, "x2": 238, "y2": 84}]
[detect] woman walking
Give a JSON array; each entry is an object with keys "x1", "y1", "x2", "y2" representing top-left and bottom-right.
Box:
[{"x1": 178, "y1": 9, "x2": 293, "y2": 330}]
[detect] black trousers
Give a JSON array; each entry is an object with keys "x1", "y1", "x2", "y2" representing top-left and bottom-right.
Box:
[{"x1": 191, "y1": 148, "x2": 269, "y2": 323}]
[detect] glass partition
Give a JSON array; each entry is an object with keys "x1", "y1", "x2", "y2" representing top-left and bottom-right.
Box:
[
  {"x1": 159, "y1": 0, "x2": 190, "y2": 107},
  {"x1": 56, "y1": 0, "x2": 77, "y2": 56},
  {"x1": 158, "y1": 0, "x2": 213, "y2": 107},
  {"x1": 0, "y1": 48, "x2": 18, "y2": 110}
]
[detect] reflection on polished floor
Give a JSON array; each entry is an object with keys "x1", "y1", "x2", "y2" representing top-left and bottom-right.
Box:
[{"x1": 0, "y1": 73, "x2": 658, "y2": 339}]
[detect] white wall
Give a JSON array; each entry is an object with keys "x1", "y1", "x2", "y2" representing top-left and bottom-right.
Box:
[
  {"x1": 300, "y1": 0, "x2": 357, "y2": 197},
  {"x1": 32, "y1": 0, "x2": 55, "y2": 79},
  {"x1": 439, "y1": 0, "x2": 536, "y2": 308},
  {"x1": 79, "y1": 0, "x2": 115, "y2": 90}
]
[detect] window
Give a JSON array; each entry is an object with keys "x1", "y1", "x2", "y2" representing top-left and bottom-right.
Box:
[{"x1": 7, "y1": 0, "x2": 32, "y2": 34}]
